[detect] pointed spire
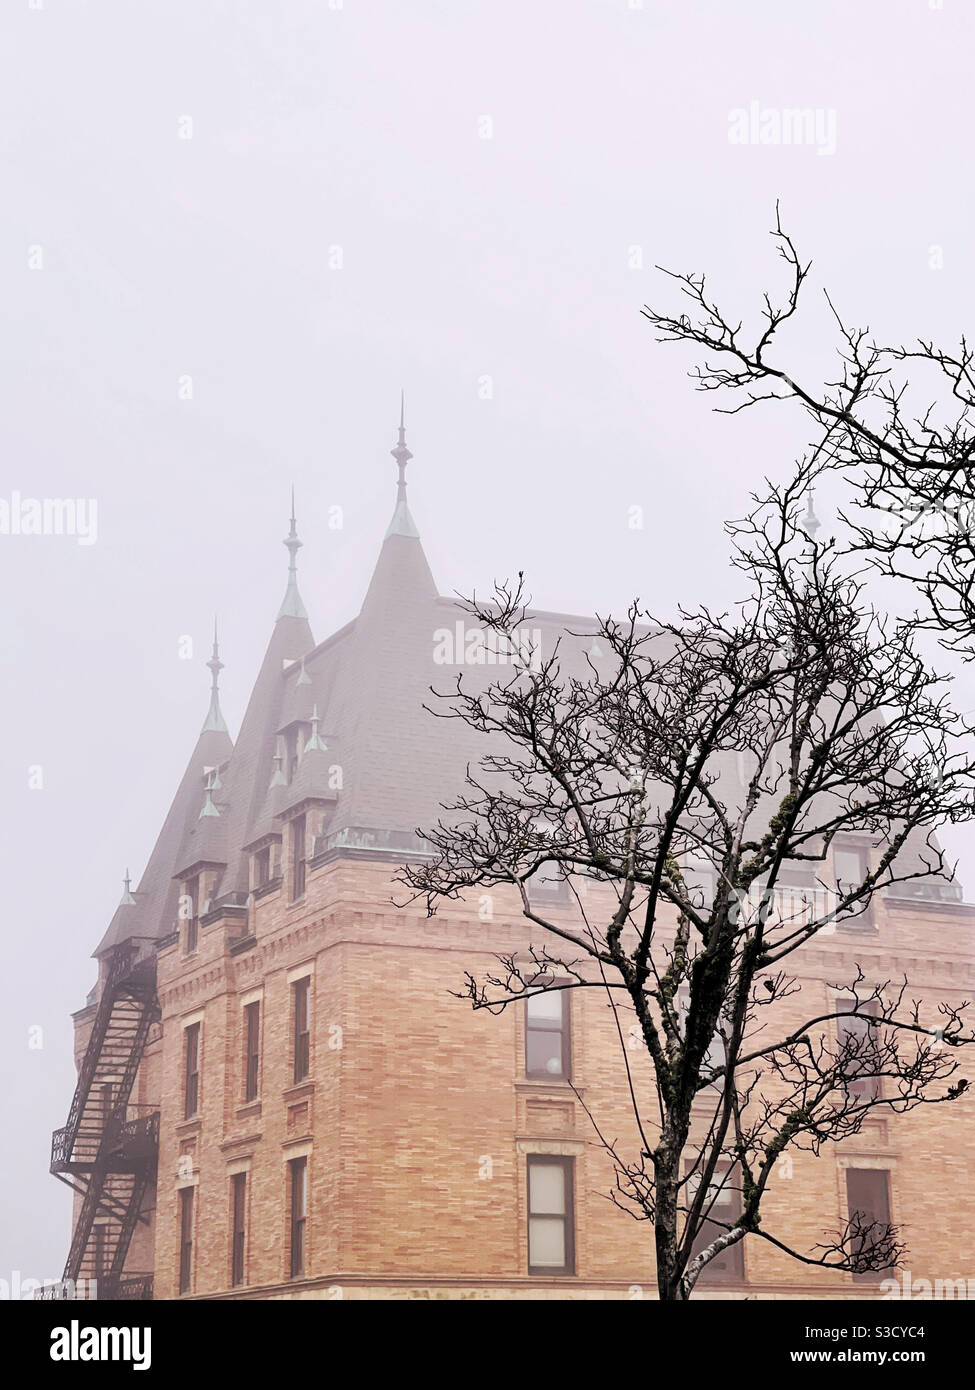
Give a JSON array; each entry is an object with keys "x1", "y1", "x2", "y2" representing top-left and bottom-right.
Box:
[
  {"x1": 120, "y1": 869, "x2": 136, "y2": 906},
  {"x1": 392, "y1": 391, "x2": 412, "y2": 502},
  {"x1": 269, "y1": 741, "x2": 287, "y2": 789},
  {"x1": 801, "y1": 486, "x2": 821, "y2": 542},
  {"x1": 304, "y1": 703, "x2": 328, "y2": 753},
  {"x1": 386, "y1": 395, "x2": 420, "y2": 539},
  {"x1": 268, "y1": 736, "x2": 288, "y2": 790},
  {"x1": 278, "y1": 488, "x2": 309, "y2": 620},
  {"x1": 199, "y1": 770, "x2": 221, "y2": 819},
  {"x1": 201, "y1": 617, "x2": 229, "y2": 734}
]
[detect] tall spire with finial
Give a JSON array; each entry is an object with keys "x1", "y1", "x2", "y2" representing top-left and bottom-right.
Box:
[
  {"x1": 201, "y1": 617, "x2": 229, "y2": 734},
  {"x1": 278, "y1": 487, "x2": 309, "y2": 620},
  {"x1": 386, "y1": 393, "x2": 420, "y2": 539},
  {"x1": 801, "y1": 485, "x2": 821, "y2": 542}
]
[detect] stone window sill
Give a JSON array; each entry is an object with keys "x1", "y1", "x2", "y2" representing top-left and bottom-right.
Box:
[
  {"x1": 515, "y1": 1079, "x2": 583, "y2": 1095},
  {"x1": 282, "y1": 1081, "x2": 315, "y2": 1102}
]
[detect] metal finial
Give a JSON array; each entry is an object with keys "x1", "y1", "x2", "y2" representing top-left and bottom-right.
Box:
[
  {"x1": 304, "y1": 703, "x2": 328, "y2": 753},
  {"x1": 201, "y1": 615, "x2": 229, "y2": 734},
  {"x1": 120, "y1": 869, "x2": 136, "y2": 906},
  {"x1": 391, "y1": 392, "x2": 413, "y2": 504},
  {"x1": 278, "y1": 489, "x2": 309, "y2": 620},
  {"x1": 285, "y1": 487, "x2": 301, "y2": 560},
  {"x1": 269, "y1": 738, "x2": 287, "y2": 788},
  {"x1": 801, "y1": 486, "x2": 821, "y2": 541}
]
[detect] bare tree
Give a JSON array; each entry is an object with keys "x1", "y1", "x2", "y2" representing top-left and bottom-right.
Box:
[
  {"x1": 641, "y1": 205, "x2": 975, "y2": 657},
  {"x1": 398, "y1": 485, "x2": 975, "y2": 1300}
]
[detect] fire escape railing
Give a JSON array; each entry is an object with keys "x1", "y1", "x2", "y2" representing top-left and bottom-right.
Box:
[{"x1": 47, "y1": 942, "x2": 161, "y2": 1300}]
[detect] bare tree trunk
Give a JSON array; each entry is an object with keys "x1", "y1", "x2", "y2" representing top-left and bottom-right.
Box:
[{"x1": 654, "y1": 1132, "x2": 690, "y2": 1300}]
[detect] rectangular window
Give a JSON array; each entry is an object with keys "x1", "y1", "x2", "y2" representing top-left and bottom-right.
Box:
[
  {"x1": 243, "y1": 1001, "x2": 261, "y2": 1102},
  {"x1": 285, "y1": 727, "x2": 301, "y2": 784},
  {"x1": 255, "y1": 847, "x2": 271, "y2": 888},
  {"x1": 291, "y1": 815, "x2": 306, "y2": 900},
  {"x1": 846, "y1": 1168, "x2": 894, "y2": 1282},
  {"x1": 289, "y1": 1157, "x2": 307, "y2": 1278},
  {"x1": 686, "y1": 1162, "x2": 745, "y2": 1283},
  {"x1": 231, "y1": 1173, "x2": 247, "y2": 1288},
  {"x1": 293, "y1": 978, "x2": 310, "y2": 1083},
  {"x1": 834, "y1": 845, "x2": 874, "y2": 930},
  {"x1": 837, "y1": 998, "x2": 881, "y2": 1101},
  {"x1": 525, "y1": 989, "x2": 571, "y2": 1081},
  {"x1": 528, "y1": 829, "x2": 569, "y2": 904},
  {"x1": 185, "y1": 874, "x2": 200, "y2": 953},
  {"x1": 683, "y1": 860, "x2": 716, "y2": 913},
  {"x1": 527, "y1": 1155, "x2": 575, "y2": 1275},
  {"x1": 178, "y1": 1187, "x2": 194, "y2": 1294},
  {"x1": 184, "y1": 1022, "x2": 201, "y2": 1119}
]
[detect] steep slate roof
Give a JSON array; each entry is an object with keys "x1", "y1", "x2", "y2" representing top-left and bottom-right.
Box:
[
  {"x1": 94, "y1": 719, "x2": 233, "y2": 955},
  {"x1": 96, "y1": 417, "x2": 962, "y2": 959},
  {"x1": 215, "y1": 606, "x2": 315, "y2": 897},
  {"x1": 96, "y1": 420, "x2": 603, "y2": 958}
]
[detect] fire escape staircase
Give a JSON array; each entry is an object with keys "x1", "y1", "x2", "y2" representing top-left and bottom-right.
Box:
[{"x1": 47, "y1": 942, "x2": 160, "y2": 1300}]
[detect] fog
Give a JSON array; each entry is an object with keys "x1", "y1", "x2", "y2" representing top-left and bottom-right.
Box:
[{"x1": 1, "y1": 0, "x2": 973, "y2": 1285}]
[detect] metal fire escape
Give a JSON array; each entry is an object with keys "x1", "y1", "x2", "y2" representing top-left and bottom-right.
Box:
[{"x1": 47, "y1": 941, "x2": 160, "y2": 1300}]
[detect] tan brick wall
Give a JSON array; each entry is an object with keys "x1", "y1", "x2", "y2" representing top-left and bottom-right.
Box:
[{"x1": 87, "y1": 853, "x2": 975, "y2": 1299}]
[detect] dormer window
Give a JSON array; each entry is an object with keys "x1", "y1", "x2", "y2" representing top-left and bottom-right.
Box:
[
  {"x1": 833, "y1": 843, "x2": 875, "y2": 932},
  {"x1": 527, "y1": 819, "x2": 568, "y2": 905},
  {"x1": 311, "y1": 812, "x2": 333, "y2": 859},
  {"x1": 283, "y1": 725, "x2": 310, "y2": 784},
  {"x1": 184, "y1": 875, "x2": 200, "y2": 954},
  {"x1": 255, "y1": 847, "x2": 271, "y2": 888}
]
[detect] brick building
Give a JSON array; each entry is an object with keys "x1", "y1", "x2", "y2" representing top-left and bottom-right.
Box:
[{"x1": 48, "y1": 416, "x2": 975, "y2": 1300}]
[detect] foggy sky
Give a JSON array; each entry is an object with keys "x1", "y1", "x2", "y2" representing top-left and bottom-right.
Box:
[{"x1": 2, "y1": 0, "x2": 973, "y2": 1285}]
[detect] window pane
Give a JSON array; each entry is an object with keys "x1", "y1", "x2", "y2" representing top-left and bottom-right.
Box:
[
  {"x1": 686, "y1": 1172, "x2": 733, "y2": 1208},
  {"x1": 179, "y1": 1188, "x2": 193, "y2": 1293},
  {"x1": 847, "y1": 1168, "x2": 892, "y2": 1280},
  {"x1": 527, "y1": 991, "x2": 563, "y2": 1024},
  {"x1": 527, "y1": 1031, "x2": 564, "y2": 1077},
  {"x1": 835, "y1": 849, "x2": 865, "y2": 885},
  {"x1": 529, "y1": 1216, "x2": 565, "y2": 1267},
  {"x1": 529, "y1": 1161, "x2": 565, "y2": 1215},
  {"x1": 709, "y1": 1180, "x2": 733, "y2": 1207},
  {"x1": 292, "y1": 1159, "x2": 307, "y2": 1218},
  {"x1": 688, "y1": 1162, "x2": 745, "y2": 1283}
]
